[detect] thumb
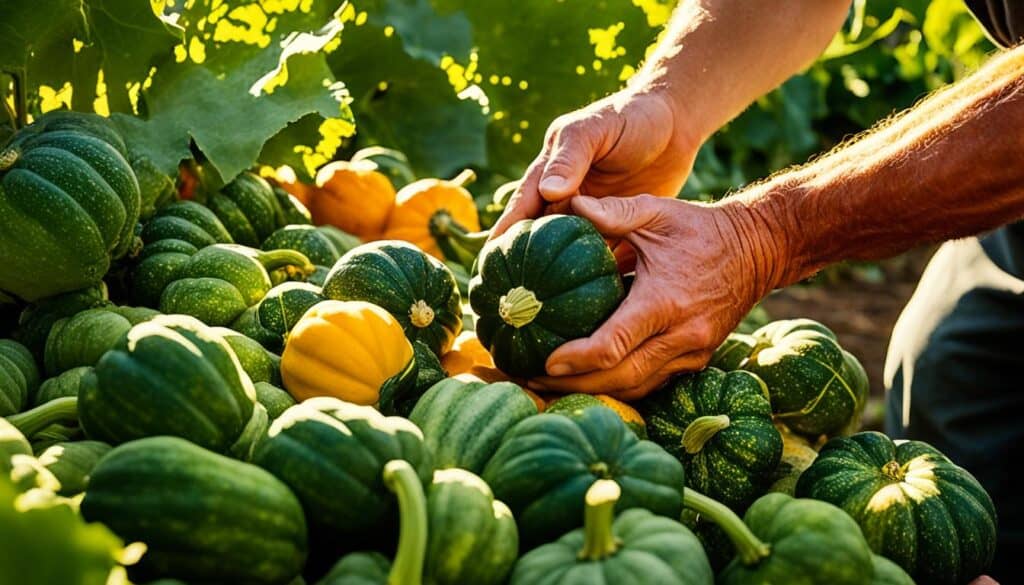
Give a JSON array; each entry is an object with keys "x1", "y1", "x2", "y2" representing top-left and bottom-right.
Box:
[
  {"x1": 571, "y1": 195, "x2": 663, "y2": 239},
  {"x1": 539, "y1": 123, "x2": 599, "y2": 201}
]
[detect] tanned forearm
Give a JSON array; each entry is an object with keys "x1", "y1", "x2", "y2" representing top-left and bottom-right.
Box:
[
  {"x1": 725, "y1": 47, "x2": 1024, "y2": 290},
  {"x1": 638, "y1": 0, "x2": 852, "y2": 142}
]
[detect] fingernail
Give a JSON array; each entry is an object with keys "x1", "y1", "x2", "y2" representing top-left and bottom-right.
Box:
[
  {"x1": 547, "y1": 363, "x2": 572, "y2": 376},
  {"x1": 540, "y1": 176, "x2": 568, "y2": 193}
]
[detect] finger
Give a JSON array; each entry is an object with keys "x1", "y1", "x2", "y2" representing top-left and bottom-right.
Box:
[
  {"x1": 539, "y1": 122, "x2": 599, "y2": 202},
  {"x1": 606, "y1": 350, "x2": 712, "y2": 401},
  {"x1": 545, "y1": 289, "x2": 663, "y2": 376},
  {"x1": 571, "y1": 195, "x2": 663, "y2": 239},
  {"x1": 534, "y1": 332, "x2": 684, "y2": 394},
  {"x1": 542, "y1": 198, "x2": 574, "y2": 217},
  {"x1": 611, "y1": 240, "x2": 637, "y2": 274},
  {"x1": 489, "y1": 155, "x2": 548, "y2": 240}
]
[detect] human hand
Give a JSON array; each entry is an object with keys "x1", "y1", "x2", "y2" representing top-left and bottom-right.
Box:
[
  {"x1": 527, "y1": 193, "x2": 787, "y2": 400},
  {"x1": 968, "y1": 577, "x2": 998, "y2": 585},
  {"x1": 489, "y1": 87, "x2": 701, "y2": 239}
]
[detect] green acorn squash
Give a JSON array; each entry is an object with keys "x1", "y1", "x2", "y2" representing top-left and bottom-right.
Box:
[
  {"x1": 545, "y1": 393, "x2": 648, "y2": 439},
  {"x1": 685, "y1": 490, "x2": 874, "y2": 585},
  {"x1": 33, "y1": 366, "x2": 91, "y2": 406},
  {"x1": 252, "y1": 397, "x2": 433, "y2": 543},
  {"x1": 638, "y1": 367, "x2": 782, "y2": 511},
  {"x1": 272, "y1": 185, "x2": 313, "y2": 226},
  {"x1": 711, "y1": 319, "x2": 869, "y2": 437},
  {"x1": 872, "y1": 554, "x2": 915, "y2": 585},
  {"x1": 316, "y1": 225, "x2": 362, "y2": 256},
  {"x1": 131, "y1": 155, "x2": 178, "y2": 221},
  {"x1": 409, "y1": 377, "x2": 537, "y2": 474},
  {"x1": 426, "y1": 468, "x2": 518, "y2": 585},
  {"x1": 206, "y1": 172, "x2": 285, "y2": 247},
  {"x1": 257, "y1": 281, "x2": 324, "y2": 338},
  {"x1": 212, "y1": 327, "x2": 281, "y2": 385},
  {"x1": 81, "y1": 436, "x2": 307, "y2": 584},
  {"x1": 398, "y1": 340, "x2": 446, "y2": 417},
  {"x1": 795, "y1": 431, "x2": 996, "y2": 584},
  {"x1": 43, "y1": 308, "x2": 131, "y2": 377},
  {"x1": 254, "y1": 381, "x2": 296, "y2": 419},
  {"x1": 469, "y1": 215, "x2": 624, "y2": 378},
  {"x1": 315, "y1": 460, "x2": 428, "y2": 585},
  {"x1": 36, "y1": 440, "x2": 111, "y2": 496},
  {"x1": 78, "y1": 315, "x2": 268, "y2": 458},
  {"x1": 231, "y1": 305, "x2": 284, "y2": 352},
  {"x1": 0, "y1": 115, "x2": 140, "y2": 301},
  {"x1": 510, "y1": 480, "x2": 713, "y2": 584},
  {"x1": 323, "y1": 241, "x2": 462, "y2": 356},
  {"x1": 159, "y1": 244, "x2": 314, "y2": 326},
  {"x1": 482, "y1": 406, "x2": 685, "y2": 548},
  {"x1": 263, "y1": 224, "x2": 339, "y2": 267},
  {"x1": 12, "y1": 284, "x2": 110, "y2": 360},
  {"x1": 1, "y1": 339, "x2": 39, "y2": 416}
]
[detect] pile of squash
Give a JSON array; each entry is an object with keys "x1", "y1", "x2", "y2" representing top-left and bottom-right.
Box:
[{"x1": 0, "y1": 112, "x2": 998, "y2": 585}]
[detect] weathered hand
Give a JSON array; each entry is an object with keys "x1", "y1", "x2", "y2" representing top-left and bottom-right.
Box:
[
  {"x1": 489, "y1": 88, "x2": 700, "y2": 239},
  {"x1": 527, "y1": 194, "x2": 785, "y2": 400}
]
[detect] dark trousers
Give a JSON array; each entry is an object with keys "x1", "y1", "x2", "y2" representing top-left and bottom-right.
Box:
[{"x1": 886, "y1": 233, "x2": 1024, "y2": 584}]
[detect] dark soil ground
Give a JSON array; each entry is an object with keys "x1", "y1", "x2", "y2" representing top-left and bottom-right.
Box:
[{"x1": 758, "y1": 247, "x2": 934, "y2": 429}]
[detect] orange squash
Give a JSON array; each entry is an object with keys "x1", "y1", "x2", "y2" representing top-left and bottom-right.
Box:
[
  {"x1": 383, "y1": 169, "x2": 480, "y2": 259},
  {"x1": 311, "y1": 160, "x2": 397, "y2": 240},
  {"x1": 268, "y1": 165, "x2": 315, "y2": 207},
  {"x1": 441, "y1": 331, "x2": 510, "y2": 383},
  {"x1": 280, "y1": 300, "x2": 414, "y2": 405}
]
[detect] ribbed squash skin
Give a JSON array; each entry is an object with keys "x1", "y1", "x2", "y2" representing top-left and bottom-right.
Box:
[
  {"x1": 254, "y1": 382, "x2": 296, "y2": 419},
  {"x1": 639, "y1": 368, "x2": 782, "y2": 511},
  {"x1": 546, "y1": 393, "x2": 647, "y2": 439},
  {"x1": 316, "y1": 225, "x2": 362, "y2": 256},
  {"x1": 469, "y1": 215, "x2": 624, "y2": 379},
  {"x1": 312, "y1": 160, "x2": 397, "y2": 239},
  {"x1": 0, "y1": 115, "x2": 140, "y2": 301},
  {"x1": 81, "y1": 436, "x2": 308, "y2": 584},
  {"x1": 409, "y1": 378, "x2": 538, "y2": 474},
  {"x1": 231, "y1": 304, "x2": 283, "y2": 352},
  {"x1": 253, "y1": 397, "x2": 433, "y2": 541},
  {"x1": 132, "y1": 201, "x2": 234, "y2": 306},
  {"x1": 482, "y1": 406, "x2": 685, "y2": 548},
  {"x1": 281, "y1": 300, "x2": 415, "y2": 405},
  {"x1": 0, "y1": 339, "x2": 39, "y2": 416},
  {"x1": 43, "y1": 308, "x2": 132, "y2": 377},
  {"x1": 33, "y1": 366, "x2": 92, "y2": 406},
  {"x1": 207, "y1": 172, "x2": 285, "y2": 246},
  {"x1": 271, "y1": 185, "x2": 313, "y2": 226},
  {"x1": 796, "y1": 431, "x2": 997, "y2": 584},
  {"x1": 263, "y1": 224, "x2": 340, "y2": 267},
  {"x1": 257, "y1": 281, "x2": 324, "y2": 337},
  {"x1": 711, "y1": 319, "x2": 869, "y2": 436},
  {"x1": 323, "y1": 241, "x2": 462, "y2": 356},
  {"x1": 426, "y1": 468, "x2": 518, "y2": 585},
  {"x1": 396, "y1": 340, "x2": 446, "y2": 417},
  {"x1": 12, "y1": 284, "x2": 110, "y2": 359},
  {"x1": 872, "y1": 554, "x2": 915, "y2": 585},
  {"x1": 718, "y1": 493, "x2": 874, "y2": 585},
  {"x1": 511, "y1": 507, "x2": 712, "y2": 585},
  {"x1": 213, "y1": 327, "x2": 281, "y2": 385},
  {"x1": 383, "y1": 175, "x2": 480, "y2": 259},
  {"x1": 317, "y1": 553, "x2": 391, "y2": 584},
  {"x1": 36, "y1": 440, "x2": 111, "y2": 495},
  {"x1": 79, "y1": 315, "x2": 267, "y2": 457}
]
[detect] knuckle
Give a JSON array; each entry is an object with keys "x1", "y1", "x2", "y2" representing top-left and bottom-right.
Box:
[{"x1": 690, "y1": 320, "x2": 717, "y2": 348}]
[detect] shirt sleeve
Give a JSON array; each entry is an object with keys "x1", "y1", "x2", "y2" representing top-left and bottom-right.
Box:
[{"x1": 965, "y1": 0, "x2": 1024, "y2": 47}]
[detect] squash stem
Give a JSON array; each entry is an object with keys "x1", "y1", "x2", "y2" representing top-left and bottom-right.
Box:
[
  {"x1": 682, "y1": 489, "x2": 771, "y2": 566},
  {"x1": 682, "y1": 415, "x2": 731, "y2": 454},
  {"x1": 429, "y1": 209, "x2": 489, "y2": 268},
  {"x1": 0, "y1": 147, "x2": 18, "y2": 170},
  {"x1": 579, "y1": 479, "x2": 621, "y2": 561},
  {"x1": 409, "y1": 300, "x2": 435, "y2": 328},
  {"x1": 383, "y1": 459, "x2": 427, "y2": 585},
  {"x1": 450, "y1": 168, "x2": 477, "y2": 189},
  {"x1": 258, "y1": 249, "x2": 316, "y2": 278},
  {"x1": 6, "y1": 397, "x2": 79, "y2": 439},
  {"x1": 499, "y1": 286, "x2": 542, "y2": 328}
]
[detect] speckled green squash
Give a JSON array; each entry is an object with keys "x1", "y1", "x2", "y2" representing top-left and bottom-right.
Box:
[
  {"x1": 263, "y1": 225, "x2": 338, "y2": 267},
  {"x1": 257, "y1": 281, "x2": 324, "y2": 337},
  {"x1": 12, "y1": 284, "x2": 110, "y2": 360},
  {"x1": 638, "y1": 367, "x2": 782, "y2": 511},
  {"x1": 323, "y1": 241, "x2": 462, "y2": 357},
  {"x1": 131, "y1": 155, "x2": 177, "y2": 221},
  {"x1": 426, "y1": 468, "x2": 519, "y2": 585},
  {"x1": 872, "y1": 554, "x2": 915, "y2": 585},
  {"x1": 207, "y1": 172, "x2": 284, "y2": 247},
  {"x1": 510, "y1": 480, "x2": 713, "y2": 585},
  {"x1": 469, "y1": 215, "x2": 624, "y2": 379},
  {"x1": 1, "y1": 339, "x2": 39, "y2": 416},
  {"x1": 409, "y1": 377, "x2": 538, "y2": 474},
  {"x1": 796, "y1": 431, "x2": 996, "y2": 584},
  {"x1": 231, "y1": 305, "x2": 284, "y2": 352},
  {"x1": 402, "y1": 341, "x2": 446, "y2": 417},
  {"x1": 272, "y1": 186, "x2": 313, "y2": 226},
  {"x1": 81, "y1": 436, "x2": 307, "y2": 584},
  {"x1": 482, "y1": 406, "x2": 685, "y2": 548},
  {"x1": 712, "y1": 319, "x2": 869, "y2": 437},
  {"x1": 33, "y1": 366, "x2": 92, "y2": 406},
  {"x1": 43, "y1": 308, "x2": 132, "y2": 377},
  {"x1": 213, "y1": 327, "x2": 281, "y2": 385},
  {"x1": 0, "y1": 114, "x2": 140, "y2": 301},
  {"x1": 316, "y1": 225, "x2": 362, "y2": 256},
  {"x1": 253, "y1": 382, "x2": 295, "y2": 419},
  {"x1": 36, "y1": 440, "x2": 111, "y2": 496},
  {"x1": 79, "y1": 315, "x2": 268, "y2": 458},
  {"x1": 159, "y1": 244, "x2": 313, "y2": 326},
  {"x1": 252, "y1": 397, "x2": 433, "y2": 543}
]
